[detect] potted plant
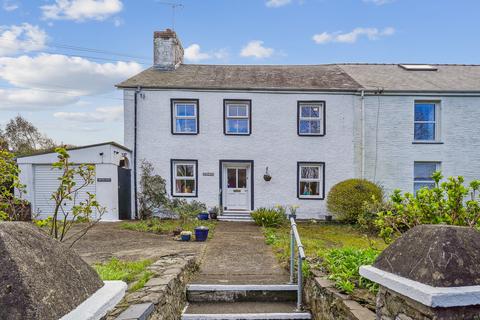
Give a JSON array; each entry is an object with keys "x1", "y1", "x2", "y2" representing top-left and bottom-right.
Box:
[
  {"x1": 209, "y1": 206, "x2": 219, "y2": 220},
  {"x1": 197, "y1": 212, "x2": 209, "y2": 220},
  {"x1": 325, "y1": 214, "x2": 333, "y2": 222},
  {"x1": 195, "y1": 226, "x2": 209, "y2": 241},
  {"x1": 180, "y1": 231, "x2": 192, "y2": 241}
]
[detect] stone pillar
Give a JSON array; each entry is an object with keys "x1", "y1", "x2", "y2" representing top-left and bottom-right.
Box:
[{"x1": 359, "y1": 225, "x2": 480, "y2": 320}]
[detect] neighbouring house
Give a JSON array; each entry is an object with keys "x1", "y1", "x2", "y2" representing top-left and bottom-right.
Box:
[
  {"x1": 17, "y1": 142, "x2": 132, "y2": 221},
  {"x1": 116, "y1": 29, "x2": 480, "y2": 219}
]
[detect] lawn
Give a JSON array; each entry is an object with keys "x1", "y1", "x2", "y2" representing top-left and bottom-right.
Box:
[
  {"x1": 263, "y1": 222, "x2": 387, "y2": 300},
  {"x1": 94, "y1": 258, "x2": 153, "y2": 292},
  {"x1": 120, "y1": 218, "x2": 217, "y2": 239}
]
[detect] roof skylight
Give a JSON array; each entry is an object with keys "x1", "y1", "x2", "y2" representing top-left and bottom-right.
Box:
[{"x1": 399, "y1": 64, "x2": 438, "y2": 71}]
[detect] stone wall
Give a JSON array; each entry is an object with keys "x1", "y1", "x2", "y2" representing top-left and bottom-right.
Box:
[
  {"x1": 377, "y1": 287, "x2": 480, "y2": 320},
  {"x1": 106, "y1": 253, "x2": 199, "y2": 320},
  {"x1": 304, "y1": 277, "x2": 375, "y2": 320}
]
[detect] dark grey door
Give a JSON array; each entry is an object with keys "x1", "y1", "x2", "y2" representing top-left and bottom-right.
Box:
[{"x1": 117, "y1": 167, "x2": 132, "y2": 220}]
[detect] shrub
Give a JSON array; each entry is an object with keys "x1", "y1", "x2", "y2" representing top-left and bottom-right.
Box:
[
  {"x1": 323, "y1": 247, "x2": 379, "y2": 293},
  {"x1": 138, "y1": 160, "x2": 169, "y2": 220},
  {"x1": 0, "y1": 149, "x2": 28, "y2": 221},
  {"x1": 327, "y1": 179, "x2": 383, "y2": 223},
  {"x1": 168, "y1": 199, "x2": 206, "y2": 224},
  {"x1": 358, "y1": 197, "x2": 393, "y2": 234},
  {"x1": 251, "y1": 206, "x2": 288, "y2": 227},
  {"x1": 374, "y1": 172, "x2": 480, "y2": 243}
]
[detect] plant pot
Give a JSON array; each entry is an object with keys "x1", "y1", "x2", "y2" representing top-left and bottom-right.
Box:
[
  {"x1": 180, "y1": 234, "x2": 191, "y2": 241},
  {"x1": 209, "y1": 212, "x2": 218, "y2": 220},
  {"x1": 195, "y1": 226, "x2": 209, "y2": 241},
  {"x1": 325, "y1": 215, "x2": 333, "y2": 222},
  {"x1": 197, "y1": 212, "x2": 209, "y2": 220}
]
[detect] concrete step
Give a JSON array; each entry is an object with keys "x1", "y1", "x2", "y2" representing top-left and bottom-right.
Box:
[
  {"x1": 187, "y1": 284, "x2": 298, "y2": 303},
  {"x1": 181, "y1": 302, "x2": 311, "y2": 320},
  {"x1": 218, "y1": 216, "x2": 253, "y2": 222}
]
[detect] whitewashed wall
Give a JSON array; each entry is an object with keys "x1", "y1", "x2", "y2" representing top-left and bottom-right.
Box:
[
  {"x1": 17, "y1": 144, "x2": 131, "y2": 221},
  {"x1": 124, "y1": 89, "x2": 359, "y2": 219},
  {"x1": 363, "y1": 95, "x2": 480, "y2": 195}
]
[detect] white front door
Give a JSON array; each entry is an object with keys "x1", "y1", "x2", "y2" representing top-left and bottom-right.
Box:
[{"x1": 223, "y1": 164, "x2": 250, "y2": 211}]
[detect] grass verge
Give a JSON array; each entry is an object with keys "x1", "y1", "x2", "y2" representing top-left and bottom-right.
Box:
[
  {"x1": 120, "y1": 218, "x2": 217, "y2": 238},
  {"x1": 93, "y1": 258, "x2": 153, "y2": 292}
]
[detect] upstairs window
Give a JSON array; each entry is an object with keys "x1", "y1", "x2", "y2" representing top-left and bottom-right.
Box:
[
  {"x1": 414, "y1": 102, "x2": 439, "y2": 141},
  {"x1": 298, "y1": 101, "x2": 325, "y2": 136},
  {"x1": 171, "y1": 160, "x2": 198, "y2": 197},
  {"x1": 171, "y1": 99, "x2": 199, "y2": 134},
  {"x1": 414, "y1": 162, "x2": 440, "y2": 193},
  {"x1": 224, "y1": 100, "x2": 251, "y2": 135},
  {"x1": 297, "y1": 162, "x2": 325, "y2": 200}
]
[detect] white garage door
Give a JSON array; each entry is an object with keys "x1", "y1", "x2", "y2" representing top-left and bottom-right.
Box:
[{"x1": 33, "y1": 165, "x2": 97, "y2": 219}]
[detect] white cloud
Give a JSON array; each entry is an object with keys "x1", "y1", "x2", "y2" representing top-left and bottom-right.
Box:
[
  {"x1": 0, "y1": 88, "x2": 78, "y2": 110},
  {"x1": 0, "y1": 53, "x2": 142, "y2": 109},
  {"x1": 266, "y1": 0, "x2": 291, "y2": 7},
  {"x1": 0, "y1": 23, "x2": 47, "y2": 56},
  {"x1": 184, "y1": 44, "x2": 211, "y2": 62},
  {"x1": 54, "y1": 106, "x2": 123, "y2": 122},
  {"x1": 240, "y1": 40, "x2": 274, "y2": 59},
  {"x1": 41, "y1": 0, "x2": 123, "y2": 22},
  {"x1": 2, "y1": 0, "x2": 19, "y2": 11},
  {"x1": 184, "y1": 44, "x2": 229, "y2": 62},
  {"x1": 312, "y1": 27, "x2": 395, "y2": 44},
  {"x1": 363, "y1": 0, "x2": 394, "y2": 5}
]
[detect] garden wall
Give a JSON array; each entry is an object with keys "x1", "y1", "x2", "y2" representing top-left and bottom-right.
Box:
[
  {"x1": 304, "y1": 277, "x2": 375, "y2": 320},
  {"x1": 106, "y1": 253, "x2": 199, "y2": 320}
]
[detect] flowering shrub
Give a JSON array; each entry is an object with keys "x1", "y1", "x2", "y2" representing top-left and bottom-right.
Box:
[{"x1": 375, "y1": 172, "x2": 480, "y2": 243}]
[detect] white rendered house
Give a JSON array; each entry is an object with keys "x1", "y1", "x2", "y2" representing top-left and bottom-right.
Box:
[{"x1": 117, "y1": 30, "x2": 480, "y2": 219}]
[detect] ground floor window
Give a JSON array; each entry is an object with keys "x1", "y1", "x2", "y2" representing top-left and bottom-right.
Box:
[
  {"x1": 414, "y1": 161, "x2": 440, "y2": 193},
  {"x1": 171, "y1": 159, "x2": 198, "y2": 197},
  {"x1": 297, "y1": 162, "x2": 325, "y2": 200}
]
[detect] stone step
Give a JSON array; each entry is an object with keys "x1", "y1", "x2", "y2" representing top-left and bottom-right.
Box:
[
  {"x1": 187, "y1": 284, "x2": 298, "y2": 303},
  {"x1": 181, "y1": 302, "x2": 311, "y2": 320},
  {"x1": 217, "y1": 216, "x2": 253, "y2": 222},
  {"x1": 221, "y1": 211, "x2": 252, "y2": 216}
]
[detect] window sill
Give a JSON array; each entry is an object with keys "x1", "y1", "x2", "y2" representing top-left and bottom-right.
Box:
[
  {"x1": 298, "y1": 197, "x2": 325, "y2": 201},
  {"x1": 412, "y1": 141, "x2": 444, "y2": 145}
]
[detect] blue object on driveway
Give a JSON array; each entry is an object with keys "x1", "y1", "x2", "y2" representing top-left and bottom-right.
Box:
[
  {"x1": 181, "y1": 234, "x2": 191, "y2": 241},
  {"x1": 195, "y1": 226, "x2": 209, "y2": 241},
  {"x1": 197, "y1": 212, "x2": 209, "y2": 220}
]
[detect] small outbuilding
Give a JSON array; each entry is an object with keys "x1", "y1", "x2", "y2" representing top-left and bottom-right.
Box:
[{"x1": 17, "y1": 142, "x2": 133, "y2": 221}]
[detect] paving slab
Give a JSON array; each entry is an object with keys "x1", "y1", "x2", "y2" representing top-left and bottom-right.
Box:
[{"x1": 192, "y1": 222, "x2": 289, "y2": 284}]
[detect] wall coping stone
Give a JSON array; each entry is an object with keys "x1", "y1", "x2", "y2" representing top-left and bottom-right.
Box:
[{"x1": 360, "y1": 265, "x2": 480, "y2": 308}]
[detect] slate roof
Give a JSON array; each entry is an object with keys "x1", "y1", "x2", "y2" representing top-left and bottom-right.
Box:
[
  {"x1": 116, "y1": 64, "x2": 361, "y2": 91},
  {"x1": 117, "y1": 63, "x2": 480, "y2": 93},
  {"x1": 338, "y1": 64, "x2": 480, "y2": 92}
]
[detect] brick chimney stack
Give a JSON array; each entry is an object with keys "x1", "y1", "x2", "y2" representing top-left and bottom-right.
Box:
[{"x1": 153, "y1": 29, "x2": 184, "y2": 70}]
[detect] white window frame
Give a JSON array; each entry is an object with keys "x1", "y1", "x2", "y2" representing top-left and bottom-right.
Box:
[
  {"x1": 172, "y1": 100, "x2": 198, "y2": 134},
  {"x1": 413, "y1": 161, "x2": 441, "y2": 193},
  {"x1": 298, "y1": 162, "x2": 325, "y2": 200},
  {"x1": 172, "y1": 160, "x2": 197, "y2": 197},
  {"x1": 414, "y1": 101, "x2": 441, "y2": 142},
  {"x1": 224, "y1": 101, "x2": 251, "y2": 135},
  {"x1": 298, "y1": 102, "x2": 325, "y2": 136}
]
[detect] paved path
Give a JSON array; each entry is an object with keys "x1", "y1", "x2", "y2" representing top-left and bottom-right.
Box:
[{"x1": 192, "y1": 221, "x2": 289, "y2": 284}]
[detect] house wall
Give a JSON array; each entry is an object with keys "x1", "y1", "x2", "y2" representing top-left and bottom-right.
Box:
[
  {"x1": 17, "y1": 144, "x2": 132, "y2": 221},
  {"x1": 124, "y1": 89, "x2": 359, "y2": 219},
  {"x1": 363, "y1": 95, "x2": 480, "y2": 194}
]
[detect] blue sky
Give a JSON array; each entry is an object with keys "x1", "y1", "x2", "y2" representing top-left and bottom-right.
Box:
[{"x1": 0, "y1": 0, "x2": 479, "y2": 146}]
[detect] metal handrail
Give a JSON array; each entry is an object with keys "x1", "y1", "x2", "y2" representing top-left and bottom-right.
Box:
[{"x1": 289, "y1": 215, "x2": 306, "y2": 311}]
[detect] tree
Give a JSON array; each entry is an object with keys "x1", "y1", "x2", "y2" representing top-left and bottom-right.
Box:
[
  {"x1": 0, "y1": 149, "x2": 28, "y2": 221},
  {"x1": 40, "y1": 147, "x2": 106, "y2": 247},
  {"x1": 0, "y1": 128, "x2": 8, "y2": 150},
  {"x1": 2, "y1": 116, "x2": 55, "y2": 156}
]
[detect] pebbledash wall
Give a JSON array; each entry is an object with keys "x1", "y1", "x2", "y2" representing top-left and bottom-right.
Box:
[
  {"x1": 124, "y1": 89, "x2": 360, "y2": 219},
  {"x1": 362, "y1": 94, "x2": 480, "y2": 195}
]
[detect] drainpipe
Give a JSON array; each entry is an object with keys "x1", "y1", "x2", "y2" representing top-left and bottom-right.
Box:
[
  {"x1": 133, "y1": 86, "x2": 141, "y2": 219},
  {"x1": 361, "y1": 90, "x2": 365, "y2": 179}
]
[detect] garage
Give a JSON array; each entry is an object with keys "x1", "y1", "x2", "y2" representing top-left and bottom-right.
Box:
[{"x1": 17, "y1": 142, "x2": 132, "y2": 221}]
